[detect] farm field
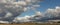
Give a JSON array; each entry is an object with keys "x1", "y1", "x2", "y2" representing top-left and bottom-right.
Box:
[{"x1": 0, "y1": 23, "x2": 60, "y2": 25}]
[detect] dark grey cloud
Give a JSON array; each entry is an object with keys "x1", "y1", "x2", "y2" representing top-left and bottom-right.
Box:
[{"x1": 0, "y1": 0, "x2": 26, "y2": 22}]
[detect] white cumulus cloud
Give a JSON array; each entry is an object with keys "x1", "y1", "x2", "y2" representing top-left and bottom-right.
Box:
[{"x1": 45, "y1": 6, "x2": 60, "y2": 18}]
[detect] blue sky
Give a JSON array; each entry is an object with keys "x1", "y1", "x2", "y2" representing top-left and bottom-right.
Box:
[{"x1": 19, "y1": 0, "x2": 60, "y2": 17}]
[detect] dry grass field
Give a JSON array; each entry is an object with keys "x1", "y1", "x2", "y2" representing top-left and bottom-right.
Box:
[{"x1": 0, "y1": 23, "x2": 60, "y2": 25}]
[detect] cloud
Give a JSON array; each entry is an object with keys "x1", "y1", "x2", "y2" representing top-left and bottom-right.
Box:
[
  {"x1": 14, "y1": 6, "x2": 60, "y2": 22},
  {"x1": 45, "y1": 6, "x2": 60, "y2": 17},
  {"x1": 13, "y1": 15, "x2": 32, "y2": 22},
  {"x1": 38, "y1": 6, "x2": 60, "y2": 22},
  {"x1": 0, "y1": 0, "x2": 27, "y2": 22},
  {"x1": 0, "y1": 21, "x2": 9, "y2": 23},
  {"x1": 13, "y1": 11, "x2": 43, "y2": 22},
  {"x1": 35, "y1": 11, "x2": 42, "y2": 15},
  {"x1": 13, "y1": 14, "x2": 43, "y2": 23},
  {"x1": 0, "y1": 0, "x2": 41, "y2": 23},
  {"x1": 23, "y1": 7, "x2": 28, "y2": 12},
  {"x1": 4, "y1": 12, "x2": 13, "y2": 18},
  {"x1": 12, "y1": 6, "x2": 60, "y2": 23}
]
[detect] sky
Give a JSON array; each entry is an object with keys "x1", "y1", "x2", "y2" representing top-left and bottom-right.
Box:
[
  {"x1": 0, "y1": 0, "x2": 60, "y2": 23},
  {"x1": 19, "y1": 0, "x2": 60, "y2": 17}
]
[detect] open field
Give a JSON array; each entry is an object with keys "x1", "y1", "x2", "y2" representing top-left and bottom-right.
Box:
[{"x1": 0, "y1": 23, "x2": 60, "y2": 25}]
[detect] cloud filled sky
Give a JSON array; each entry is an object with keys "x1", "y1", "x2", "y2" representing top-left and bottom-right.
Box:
[
  {"x1": 13, "y1": 0, "x2": 60, "y2": 22},
  {"x1": 19, "y1": 0, "x2": 60, "y2": 17},
  {"x1": 0, "y1": 0, "x2": 41, "y2": 23},
  {"x1": 0, "y1": 0, "x2": 60, "y2": 23}
]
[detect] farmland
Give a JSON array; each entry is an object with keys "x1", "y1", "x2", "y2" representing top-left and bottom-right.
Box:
[{"x1": 0, "y1": 23, "x2": 60, "y2": 25}]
